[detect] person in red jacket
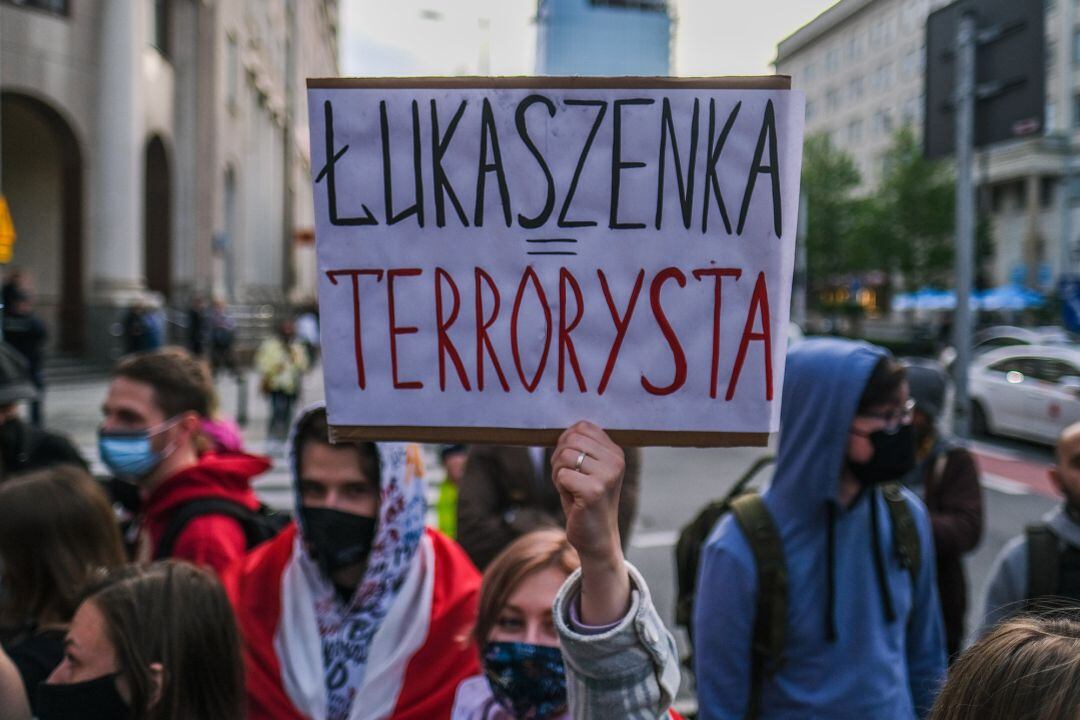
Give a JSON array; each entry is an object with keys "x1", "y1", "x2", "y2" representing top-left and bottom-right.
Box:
[
  {"x1": 99, "y1": 348, "x2": 271, "y2": 575},
  {"x1": 223, "y1": 404, "x2": 481, "y2": 720}
]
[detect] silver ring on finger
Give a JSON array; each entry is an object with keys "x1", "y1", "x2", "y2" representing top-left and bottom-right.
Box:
[{"x1": 574, "y1": 450, "x2": 588, "y2": 472}]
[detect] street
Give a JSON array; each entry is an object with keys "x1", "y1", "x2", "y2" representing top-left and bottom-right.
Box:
[{"x1": 43, "y1": 364, "x2": 1062, "y2": 711}]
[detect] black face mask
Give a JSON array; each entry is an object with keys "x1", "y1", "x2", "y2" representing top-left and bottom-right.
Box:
[
  {"x1": 300, "y1": 506, "x2": 377, "y2": 578},
  {"x1": 37, "y1": 673, "x2": 131, "y2": 720},
  {"x1": 848, "y1": 423, "x2": 917, "y2": 485}
]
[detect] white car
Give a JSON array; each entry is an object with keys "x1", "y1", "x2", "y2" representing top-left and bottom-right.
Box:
[{"x1": 969, "y1": 345, "x2": 1080, "y2": 445}]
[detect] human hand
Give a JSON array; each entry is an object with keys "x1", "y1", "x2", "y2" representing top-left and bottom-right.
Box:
[{"x1": 551, "y1": 421, "x2": 631, "y2": 625}]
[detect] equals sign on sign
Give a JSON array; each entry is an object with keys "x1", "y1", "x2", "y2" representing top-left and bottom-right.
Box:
[{"x1": 526, "y1": 238, "x2": 578, "y2": 256}]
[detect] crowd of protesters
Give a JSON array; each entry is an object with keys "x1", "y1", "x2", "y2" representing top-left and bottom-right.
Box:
[{"x1": 0, "y1": 332, "x2": 1078, "y2": 719}]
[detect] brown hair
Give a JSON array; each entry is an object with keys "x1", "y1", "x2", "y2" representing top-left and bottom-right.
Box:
[
  {"x1": 857, "y1": 356, "x2": 907, "y2": 413},
  {"x1": 291, "y1": 406, "x2": 380, "y2": 485},
  {"x1": 113, "y1": 348, "x2": 212, "y2": 419},
  {"x1": 473, "y1": 529, "x2": 581, "y2": 646},
  {"x1": 84, "y1": 561, "x2": 245, "y2": 720},
  {"x1": 0, "y1": 465, "x2": 126, "y2": 632},
  {"x1": 929, "y1": 616, "x2": 1080, "y2": 720}
]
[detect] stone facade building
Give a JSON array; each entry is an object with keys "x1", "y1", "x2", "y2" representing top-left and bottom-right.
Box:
[{"x1": 0, "y1": 0, "x2": 338, "y2": 361}]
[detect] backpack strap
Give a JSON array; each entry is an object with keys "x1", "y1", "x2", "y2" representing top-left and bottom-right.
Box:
[
  {"x1": 881, "y1": 482, "x2": 921, "y2": 587},
  {"x1": 1025, "y1": 524, "x2": 1060, "y2": 604},
  {"x1": 154, "y1": 498, "x2": 259, "y2": 560},
  {"x1": 730, "y1": 493, "x2": 786, "y2": 720}
]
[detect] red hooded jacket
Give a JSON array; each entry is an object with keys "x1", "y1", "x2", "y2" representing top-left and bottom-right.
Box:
[{"x1": 140, "y1": 452, "x2": 271, "y2": 576}]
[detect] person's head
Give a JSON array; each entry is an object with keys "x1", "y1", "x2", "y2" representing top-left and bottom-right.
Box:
[
  {"x1": 1050, "y1": 422, "x2": 1080, "y2": 511},
  {"x1": 440, "y1": 444, "x2": 468, "y2": 486},
  {"x1": 929, "y1": 616, "x2": 1080, "y2": 720},
  {"x1": 40, "y1": 562, "x2": 244, "y2": 720},
  {"x1": 278, "y1": 319, "x2": 296, "y2": 340},
  {"x1": 903, "y1": 361, "x2": 948, "y2": 447},
  {"x1": 0, "y1": 465, "x2": 126, "y2": 631},
  {"x1": 846, "y1": 356, "x2": 915, "y2": 485},
  {"x1": 291, "y1": 406, "x2": 381, "y2": 588},
  {"x1": 99, "y1": 349, "x2": 211, "y2": 489},
  {"x1": 474, "y1": 529, "x2": 579, "y2": 719}
]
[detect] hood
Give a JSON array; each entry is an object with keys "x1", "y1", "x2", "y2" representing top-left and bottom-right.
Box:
[
  {"x1": 285, "y1": 402, "x2": 428, "y2": 714},
  {"x1": 768, "y1": 337, "x2": 887, "y2": 516},
  {"x1": 144, "y1": 452, "x2": 269, "y2": 520},
  {"x1": 286, "y1": 402, "x2": 428, "y2": 584}
]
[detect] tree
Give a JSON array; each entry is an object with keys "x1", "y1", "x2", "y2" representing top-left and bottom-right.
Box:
[
  {"x1": 872, "y1": 126, "x2": 955, "y2": 291},
  {"x1": 800, "y1": 133, "x2": 862, "y2": 296}
]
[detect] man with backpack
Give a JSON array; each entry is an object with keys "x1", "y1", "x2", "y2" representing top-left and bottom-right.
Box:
[
  {"x1": 981, "y1": 421, "x2": 1080, "y2": 632},
  {"x1": 99, "y1": 348, "x2": 273, "y2": 575},
  {"x1": 694, "y1": 338, "x2": 946, "y2": 719}
]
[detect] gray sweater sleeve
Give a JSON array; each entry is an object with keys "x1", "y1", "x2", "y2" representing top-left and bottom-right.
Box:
[
  {"x1": 552, "y1": 562, "x2": 680, "y2": 720},
  {"x1": 980, "y1": 535, "x2": 1028, "y2": 636}
]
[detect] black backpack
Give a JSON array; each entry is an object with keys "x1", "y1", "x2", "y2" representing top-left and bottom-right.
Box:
[
  {"x1": 674, "y1": 458, "x2": 922, "y2": 719},
  {"x1": 1025, "y1": 524, "x2": 1080, "y2": 612},
  {"x1": 153, "y1": 498, "x2": 290, "y2": 560}
]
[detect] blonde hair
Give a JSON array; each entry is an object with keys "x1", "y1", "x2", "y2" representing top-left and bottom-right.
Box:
[
  {"x1": 930, "y1": 616, "x2": 1080, "y2": 720},
  {"x1": 473, "y1": 529, "x2": 580, "y2": 646}
]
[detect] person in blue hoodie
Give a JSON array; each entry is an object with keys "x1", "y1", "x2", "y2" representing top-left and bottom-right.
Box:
[{"x1": 695, "y1": 338, "x2": 947, "y2": 719}]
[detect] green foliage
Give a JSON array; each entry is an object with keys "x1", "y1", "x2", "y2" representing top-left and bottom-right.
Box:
[
  {"x1": 801, "y1": 134, "x2": 862, "y2": 288},
  {"x1": 801, "y1": 126, "x2": 959, "y2": 302}
]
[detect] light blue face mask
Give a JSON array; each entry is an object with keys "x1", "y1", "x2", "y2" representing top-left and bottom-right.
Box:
[{"x1": 97, "y1": 417, "x2": 181, "y2": 480}]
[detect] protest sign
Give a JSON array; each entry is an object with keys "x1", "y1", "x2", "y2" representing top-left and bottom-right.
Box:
[{"x1": 307, "y1": 77, "x2": 805, "y2": 446}]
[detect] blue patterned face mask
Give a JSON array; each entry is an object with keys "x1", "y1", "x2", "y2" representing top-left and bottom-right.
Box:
[
  {"x1": 98, "y1": 416, "x2": 181, "y2": 480},
  {"x1": 483, "y1": 641, "x2": 567, "y2": 720}
]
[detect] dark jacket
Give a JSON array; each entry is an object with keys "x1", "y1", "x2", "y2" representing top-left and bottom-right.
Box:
[
  {"x1": 0, "y1": 419, "x2": 88, "y2": 480},
  {"x1": 456, "y1": 444, "x2": 641, "y2": 570},
  {"x1": 139, "y1": 452, "x2": 270, "y2": 576},
  {"x1": 2, "y1": 312, "x2": 46, "y2": 375},
  {"x1": 907, "y1": 441, "x2": 983, "y2": 659}
]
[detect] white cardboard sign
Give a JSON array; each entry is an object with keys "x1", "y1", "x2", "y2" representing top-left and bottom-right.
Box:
[{"x1": 307, "y1": 78, "x2": 805, "y2": 447}]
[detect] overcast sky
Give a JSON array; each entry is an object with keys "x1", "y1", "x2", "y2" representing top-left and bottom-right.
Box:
[{"x1": 340, "y1": 0, "x2": 839, "y2": 77}]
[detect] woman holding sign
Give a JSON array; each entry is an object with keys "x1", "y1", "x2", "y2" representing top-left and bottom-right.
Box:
[{"x1": 451, "y1": 421, "x2": 681, "y2": 720}]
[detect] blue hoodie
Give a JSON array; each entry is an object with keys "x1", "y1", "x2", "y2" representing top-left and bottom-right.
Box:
[{"x1": 695, "y1": 338, "x2": 946, "y2": 719}]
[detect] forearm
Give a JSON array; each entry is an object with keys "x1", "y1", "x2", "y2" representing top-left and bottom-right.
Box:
[{"x1": 578, "y1": 550, "x2": 632, "y2": 626}]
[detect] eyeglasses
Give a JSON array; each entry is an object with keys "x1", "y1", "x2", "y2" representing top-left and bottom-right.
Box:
[{"x1": 854, "y1": 398, "x2": 916, "y2": 435}]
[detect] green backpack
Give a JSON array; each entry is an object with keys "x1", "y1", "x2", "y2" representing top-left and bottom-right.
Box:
[{"x1": 674, "y1": 459, "x2": 922, "y2": 719}]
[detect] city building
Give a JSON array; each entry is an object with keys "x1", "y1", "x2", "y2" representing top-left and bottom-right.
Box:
[
  {"x1": 775, "y1": 0, "x2": 1071, "y2": 292},
  {"x1": 0, "y1": 0, "x2": 337, "y2": 362},
  {"x1": 536, "y1": 0, "x2": 672, "y2": 76}
]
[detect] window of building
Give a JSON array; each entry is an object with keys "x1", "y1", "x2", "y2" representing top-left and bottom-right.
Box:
[
  {"x1": 848, "y1": 118, "x2": 864, "y2": 143},
  {"x1": 1042, "y1": 177, "x2": 1057, "y2": 208},
  {"x1": 870, "y1": 19, "x2": 885, "y2": 45},
  {"x1": 847, "y1": 36, "x2": 861, "y2": 62},
  {"x1": 826, "y1": 47, "x2": 841, "y2": 73},
  {"x1": 874, "y1": 63, "x2": 892, "y2": 92},
  {"x1": 826, "y1": 88, "x2": 841, "y2": 112},
  {"x1": 148, "y1": 0, "x2": 170, "y2": 59},
  {"x1": 1073, "y1": 94, "x2": 1080, "y2": 128},
  {"x1": 1, "y1": 0, "x2": 68, "y2": 14},
  {"x1": 849, "y1": 75, "x2": 864, "y2": 101},
  {"x1": 589, "y1": 0, "x2": 668, "y2": 11},
  {"x1": 806, "y1": 99, "x2": 816, "y2": 121},
  {"x1": 1047, "y1": 101, "x2": 1058, "y2": 133},
  {"x1": 805, "y1": 61, "x2": 816, "y2": 83},
  {"x1": 1069, "y1": 175, "x2": 1080, "y2": 205}
]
